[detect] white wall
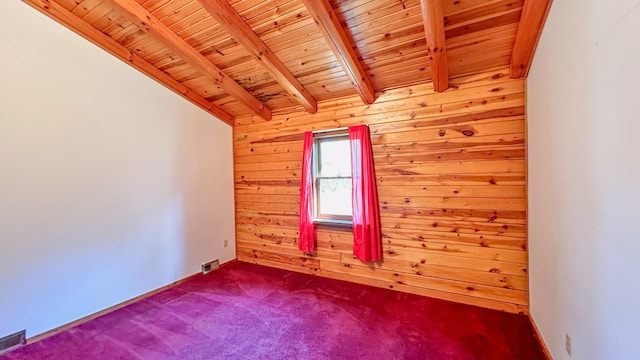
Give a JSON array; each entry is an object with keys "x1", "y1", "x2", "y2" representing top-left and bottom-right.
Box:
[
  {"x1": 528, "y1": 0, "x2": 640, "y2": 359},
  {"x1": 0, "y1": 1, "x2": 236, "y2": 338}
]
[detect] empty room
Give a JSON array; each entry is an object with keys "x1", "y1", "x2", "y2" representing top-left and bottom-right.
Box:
[{"x1": 1, "y1": 0, "x2": 638, "y2": 359}]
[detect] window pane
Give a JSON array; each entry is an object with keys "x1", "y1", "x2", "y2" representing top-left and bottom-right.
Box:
[
  {"x1": 318, "y1": 178, "x2": 352, "y2": 217},
  {"x1": 318, "y1": 137, "x2": 351, "y2": 177}
]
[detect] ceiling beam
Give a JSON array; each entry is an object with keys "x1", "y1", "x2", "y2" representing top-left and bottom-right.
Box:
[
  {"x1": 22, "y1": 0, "x2": 235, "y2": 125},
  {"x1": 107, "y1": 0, "x2": 271, "y2": 120},
  {"x1": 199, "y1": 0, "x2": 317, "y2": 114},
  {"x1": 301, "y1": 0, "x2": 375, "y2": 104},
  {"x1": 420, "y1": 0, "x2": 449, "y2": 92},
  {"x1": 510, "y1": 0, "x2": 553, "y2": 78}
]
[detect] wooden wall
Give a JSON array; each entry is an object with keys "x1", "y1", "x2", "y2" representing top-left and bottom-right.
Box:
[{"x1": 233, "y1": 68, "x2": 527, "y2": 313}]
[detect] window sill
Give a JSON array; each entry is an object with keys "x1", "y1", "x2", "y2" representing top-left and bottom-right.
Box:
[{"x1": 314, "y1": 219, "x2": 353, "y2": 231}]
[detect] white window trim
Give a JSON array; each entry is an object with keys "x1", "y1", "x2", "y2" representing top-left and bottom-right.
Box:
[{"x1": 312, "y1": 130, "x2": 353, "y2": 225}]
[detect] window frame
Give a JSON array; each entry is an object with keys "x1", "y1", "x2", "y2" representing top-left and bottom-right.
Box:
[{"x1": 312, "y1": 130, "x2": 353, "y2": 226}]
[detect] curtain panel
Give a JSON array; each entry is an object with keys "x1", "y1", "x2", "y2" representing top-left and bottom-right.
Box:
[
  {"x1": 298, "y1": 127, "x2": 382, "y2": 261},
  {"x1": 349, "y1": 125, "x2": 382, "y2": 262},
  {"x1": 299, "y1": 131, "x2": 315, "y2": 252}
]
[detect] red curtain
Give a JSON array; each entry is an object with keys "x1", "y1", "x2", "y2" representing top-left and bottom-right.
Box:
[
  {"x1": 299, "y1": 131, "x2": 315, "y2": 252},
  {"x1": 349, "y1": 125, "x2": 382, "y2": 262}
]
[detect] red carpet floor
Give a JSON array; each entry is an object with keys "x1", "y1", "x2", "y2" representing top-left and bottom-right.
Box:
[{"x1": 1, "y1": 261, "x2": 545, "y2": 359}]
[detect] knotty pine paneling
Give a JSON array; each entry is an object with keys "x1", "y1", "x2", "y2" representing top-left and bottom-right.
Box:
[{"x1": 233, "y1": 69, "x2": 528, "y2": 313}]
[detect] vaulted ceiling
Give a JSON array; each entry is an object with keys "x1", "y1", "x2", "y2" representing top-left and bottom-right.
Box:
[{"x1": 24, "y1": 0, "x2": 551, "y2": 124}]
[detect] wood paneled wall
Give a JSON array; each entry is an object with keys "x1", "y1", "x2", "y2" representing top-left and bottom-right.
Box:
[{"x1": 233, "y1": 68, "x2": 527, "y2": 313}]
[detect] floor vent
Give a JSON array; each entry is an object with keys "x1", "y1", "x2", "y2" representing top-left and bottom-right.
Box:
[
  {"x1": 0, "y1": 330, "x2": 26, "y2": 354},
  {"x1": 202, "y1": 259, "x2": 220, "y2": 275}
]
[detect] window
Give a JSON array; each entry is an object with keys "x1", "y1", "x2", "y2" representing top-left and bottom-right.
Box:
[
  {"x1": 312, "y1": 132, "x2": 352, "y2": 224},
  {"x1": 299, "y1": 125, "x2": 381, "y2": 260}
]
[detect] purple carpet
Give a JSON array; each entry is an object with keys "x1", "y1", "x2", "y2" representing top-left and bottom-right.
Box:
[{"x1": 1, "y1": 261, "x2": 544, "y2": 359}]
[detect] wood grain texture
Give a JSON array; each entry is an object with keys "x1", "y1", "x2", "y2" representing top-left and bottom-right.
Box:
[
  {"x1": 421, "y1": 0, "x2": 449, "y2": 92},
  {"x1": 200, "y1": 0, "x2": 318, "y2": 113},
  {"x1": 107, "y1": 0, "x2": 272, "y2": 119},
  {"x1": 28, "y1": 0, "x2": 537, "y2": 119},
  {"x1": 234, "y1": 68, "x2": 529, "y2": 313},
  {"x1": 510, "y1": 0, "x2": 553, "y2": 78},
  {"x1": 302, "y1": 0, "x2": 375, "y2": 104}
]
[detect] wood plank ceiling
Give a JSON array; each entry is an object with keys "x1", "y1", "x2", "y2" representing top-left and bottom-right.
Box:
[{"x1": 24, "y1": 0, "x2": 551, "y2": 124}]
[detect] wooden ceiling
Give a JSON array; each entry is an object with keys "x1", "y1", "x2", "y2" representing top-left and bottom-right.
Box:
[{"x1": 24, "y1": 0, "x2": 551, "y2": 124}]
